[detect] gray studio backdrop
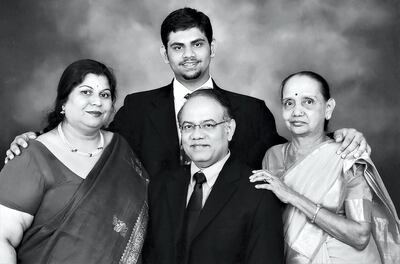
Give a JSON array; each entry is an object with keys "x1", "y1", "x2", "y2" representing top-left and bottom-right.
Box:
[{"x1": 1, "y1": 0, "x2": 399, "y2": 207}]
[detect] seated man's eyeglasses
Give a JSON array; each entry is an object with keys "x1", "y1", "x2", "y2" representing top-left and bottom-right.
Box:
[{"x1": 180, "y1": 120, "x2": 229, "y2": 133}]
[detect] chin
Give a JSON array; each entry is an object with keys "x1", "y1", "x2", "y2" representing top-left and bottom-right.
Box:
[{"x1": 182, "y1": 71, "x2": 202, "y2": 80}]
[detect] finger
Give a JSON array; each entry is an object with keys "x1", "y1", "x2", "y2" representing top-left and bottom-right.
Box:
[
  {"x1": 340, "y1": 131, "x2": 364, "y2": 158},
  {"x1": 4, "y1": 157, "x2": 8, "y2": 164},
  {"x1": 15, "y1": 137, "x2": 28, "y2": 148},
  {"x1": 10, "y1": 143, "x2": 22, "y2": 156},
  {"x1": 26, "y1": 132, "x2": 37, "y2": 139},
  {"x1": 333, "y1": 128, "x2": 349, "y2": 144},
  {"x1": 255, "y1": 183, "x2": 272, "y2": 190},
  {"x1": 6, "y1": 150, "x2": 15, "y2": 160},
  {"x1": 353, "y1": 138, "x2": 367, "y2": 158},
  {"x1": 337, "y1": 134, "x2": 356, "y2": 156},
  {"x1": 249, "y1": 171, "x2": 269, "y2": 179},
  {"x1": 249, "y1": 173, "x2": 269, "y2": 182}
]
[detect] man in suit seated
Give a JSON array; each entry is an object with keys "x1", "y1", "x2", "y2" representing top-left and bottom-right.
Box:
[
  {"x1": 144, "y1": 89, "x2": 284, "y2": 263},
  {"x1": 6, "y1": 8, "x2": 370, "y2": 180}
]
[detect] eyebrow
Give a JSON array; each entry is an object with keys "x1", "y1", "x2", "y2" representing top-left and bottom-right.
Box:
[
  {"x1": 78, "y1": 85, "x2": 111, "y2": 91},
  {"x1": 182, "y1": 119, "x2": 216, "y2": 124},
  {"x1": 169, "y1": 38, "x2": 206, "y2": 46}
]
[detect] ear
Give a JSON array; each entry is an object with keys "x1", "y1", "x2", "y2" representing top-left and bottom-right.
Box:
[
  {"x1": 325, "y1": 98, "x2": 336, "y2": 120},
  {"x1": 226, "y1": 118, "x2": 236, "y2": 141},
  {"x1": 160, "y1": 45, "x2": 169, "y2": 64},
  {"x1": 210, "y1": 38, "x2": 216, "y2": 58}
]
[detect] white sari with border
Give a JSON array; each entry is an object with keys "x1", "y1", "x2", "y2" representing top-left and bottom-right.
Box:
[{"x1": 263, "y1": 140, "x2": 400, "y2": 264}]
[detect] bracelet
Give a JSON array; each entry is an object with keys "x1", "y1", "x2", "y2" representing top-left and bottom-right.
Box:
[{"x1": 310, "y1": 204, "x2": 322, "y2": 224}]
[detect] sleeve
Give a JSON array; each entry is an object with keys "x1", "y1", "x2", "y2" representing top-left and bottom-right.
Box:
[
  {"x1": 344, "y1": 164, "x2": 373, "y2": 223},
  {"x1": 0, "y1": 150, "x2": 45, "y2": 215},
  {"x1": 245, "y1": 192, "x2": 285, "y2": 263}
]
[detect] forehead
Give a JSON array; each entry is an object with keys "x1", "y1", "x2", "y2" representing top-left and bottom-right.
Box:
[
  {"x1": 79, "y1": 73, "x2": 110, "y2": 88},
  {"x1": 181, "y1": 96, "x2": 224, "y2": 122},
  {"x1": 283, "y1": 75, "x2": 322, "y2": 98},
  {"x1": 167, "y1": 27, "x2": 207, "y2": 44}
]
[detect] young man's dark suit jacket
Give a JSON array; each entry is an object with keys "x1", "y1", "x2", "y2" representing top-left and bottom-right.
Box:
[
  {"x1": 144, "y1": 157, "x2": 284, "y2": 263},
  {"x1": 109, "y1": 80, "x2": 285, "y2": 179}
]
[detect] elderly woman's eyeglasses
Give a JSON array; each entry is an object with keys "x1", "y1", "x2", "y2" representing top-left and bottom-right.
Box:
[{"x1": 180, "y1": 120, "x2": 229, "y2": 133}]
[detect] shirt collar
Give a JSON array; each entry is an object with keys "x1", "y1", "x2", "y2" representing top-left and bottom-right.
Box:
[
  {"x1": 173, "y1": 77, "x2": 214, "y2": 101},
  {"x1": 190, "y1": 151, "x2": 231, "y2": 187}
]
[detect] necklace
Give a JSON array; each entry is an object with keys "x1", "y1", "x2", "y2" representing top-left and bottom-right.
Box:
[{"x1": 57, "y1": 123, "x2": 104, "y2": 157}]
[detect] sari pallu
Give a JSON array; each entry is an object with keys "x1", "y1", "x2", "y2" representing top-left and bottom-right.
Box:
[
  {"x1": 18, "y1": 134, "x2": 148, "y2": 264},
  {"x1": 264, "y1": 140, "x2": 400, "y2": 264}
]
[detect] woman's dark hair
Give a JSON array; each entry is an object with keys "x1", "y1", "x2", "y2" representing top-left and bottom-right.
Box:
[
  {"x1": 161, "y1": 7, "x2": 213, "y2": 47},
  {"x1": 280, "y1": 71, "x2": 331, "y2": 131},
  {"x1": 43, "y1": 59, "x2": 117, "y2": 133}
]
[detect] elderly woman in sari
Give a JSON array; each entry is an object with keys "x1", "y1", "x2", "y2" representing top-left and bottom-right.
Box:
[
  {"x1": 0, "y1": 59, "x2": 148, "y2": 264},
  {"x1": 250, "y1": 71, "x2": 400, "y2": 264}
]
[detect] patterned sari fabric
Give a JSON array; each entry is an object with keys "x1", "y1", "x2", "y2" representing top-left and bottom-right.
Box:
[
  {"x1": 16, "y1": 135, "x2": 148, "y2": 264},
  {"x1": 263, "y1": 140, "x2": 400, "y2": 264}
]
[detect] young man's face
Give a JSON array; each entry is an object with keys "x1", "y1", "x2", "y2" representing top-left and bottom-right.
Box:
[{"x1": 161, "y1": 27, "x2": 215, "y2": 87}]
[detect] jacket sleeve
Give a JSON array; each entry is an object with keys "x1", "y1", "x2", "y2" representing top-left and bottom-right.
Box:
[{"x1": 245, "y1": 192, "x2": 285, "y2": 263}]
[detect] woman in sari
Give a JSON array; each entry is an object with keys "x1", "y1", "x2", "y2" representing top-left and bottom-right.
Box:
[
  {"x1": 0, "y1": 59, "x2": 148, "y2": 264},
  {"x1": 250, "y1": 71, "x2": 400, "y2": 264}
]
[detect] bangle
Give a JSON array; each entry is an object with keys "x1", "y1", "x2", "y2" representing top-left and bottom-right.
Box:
[{"x1": 310, "y1": 204, "x2": 322, "y2": 224}]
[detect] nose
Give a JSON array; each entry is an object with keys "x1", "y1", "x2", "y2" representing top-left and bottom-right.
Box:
[
  {"x1": 292, "y1": 104, "x2": 304, "y2": 116},
  {"x1": 90, "y1": 94, "x2": 102, "y2": 106},
  {"x1": 189, "y1": 126, "x2": 205, "y2": 140},
  {"x1": 183, "y1": 46, "x2": 195, "y2": 58}
]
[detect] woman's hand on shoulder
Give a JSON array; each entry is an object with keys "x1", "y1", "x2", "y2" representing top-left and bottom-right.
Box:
[
  {"x1": 5, "y1": 132, "x2": 37, "y2": 164},
  {"x1": 333, "y1": 128, "x2": 371, "y2": 159},
  {"x1": 249, "y1": 170, "x2": 296, "y2": 204}
]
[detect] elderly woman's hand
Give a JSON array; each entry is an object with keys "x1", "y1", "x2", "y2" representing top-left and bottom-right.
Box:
[{"x1": 249, "y1": 170, "x2": 296, "y2": 204}]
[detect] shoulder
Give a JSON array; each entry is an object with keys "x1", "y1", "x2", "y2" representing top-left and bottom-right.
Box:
[
  {"x1": 124, "y1": 84, "x2": 172, "y2": 103},
  {"x1": 5, "y1": 140, "x2": 48, "y2": 169},
  {"x1": 218, "y1": 88, "x2": 265, "y2": 106}
]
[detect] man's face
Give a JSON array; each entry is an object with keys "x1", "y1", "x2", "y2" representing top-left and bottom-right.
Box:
[
  {"x1": 180, "y1": 96, "x2": 235, "y2": 168},
  {"x1": 161, "y1": 27, "x2": 215, "y2": 86}
]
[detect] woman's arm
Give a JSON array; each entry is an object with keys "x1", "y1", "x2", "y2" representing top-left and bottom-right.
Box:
[
  {"x1": 250, "y1": 169, "x2": 372, "y2": 250},
  {"x1": 0, "y1": 205, "x2": 33, "y2": 263}
]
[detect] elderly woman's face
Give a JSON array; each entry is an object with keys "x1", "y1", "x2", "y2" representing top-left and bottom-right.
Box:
[
  {"x1": 281, "y1": 75, "x2": 333, "y2": 137},
  {"x1": 63, "y1": 73, "x2": 113, "y2": 131}
]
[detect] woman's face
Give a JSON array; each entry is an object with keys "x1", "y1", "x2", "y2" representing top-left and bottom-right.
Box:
[
  {"x1": 63, "y1": 73, "x2": 113, "y2": 131},
  {"x1": 281, "y1": 75, "x2": 334, "y2": 137}
]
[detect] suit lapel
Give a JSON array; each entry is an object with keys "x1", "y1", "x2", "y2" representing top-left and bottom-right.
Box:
[
  {"x1": 166, "y1": 167, "x2": 191, "y2": 244},
  {"x1": 191, "y1": 158, "x2": 242, "y2": 240},
  {"x1": 148, "y1": 82, "x2": 180, "y2": 154}
]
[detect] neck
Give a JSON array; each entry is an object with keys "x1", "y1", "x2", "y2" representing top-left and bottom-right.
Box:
[
  {"x1": 60, "y1": 122, "x2": 102, "y2": 152},
  {"x1": 176, "y1": 74, "x2": 211, "y2": 91},
  {"x1": 290, "y1": 133, "x2": 328, "y2": 156}
]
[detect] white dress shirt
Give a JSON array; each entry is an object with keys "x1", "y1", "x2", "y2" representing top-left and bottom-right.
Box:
[
  {"x1": 173, "y1": 77, "x2": 214, "y2": 141},
  {"x1": 186, "y1": 152, "x2": 231, "y2": 207}
]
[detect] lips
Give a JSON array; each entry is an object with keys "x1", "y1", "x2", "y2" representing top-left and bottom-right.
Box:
[
  {"x1": 290, "y1": 120, "x2": 307, "y2": 126},
  {"x1": 190, "y1": 144, "x2": 210, "y2": 150},
  {"x1": 181, "y1": 60, "x2": 199, "y2": 68},
  {"x1": 86, "y1": 111, "x2": 103, "y2": 117}
]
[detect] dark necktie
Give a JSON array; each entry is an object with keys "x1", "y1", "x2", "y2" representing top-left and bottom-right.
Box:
[{"x1": 182, "y1": 171, "x2": 207, "y2": 258}]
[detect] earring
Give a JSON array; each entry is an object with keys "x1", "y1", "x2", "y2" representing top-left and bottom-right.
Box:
[{"x1": 60, "y1": 106, "x2": 65, "y2": 115}]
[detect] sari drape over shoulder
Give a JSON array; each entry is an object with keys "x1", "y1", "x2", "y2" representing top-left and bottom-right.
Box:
[
  {"x1": 17, "y1": 134, "x2": 148, "y2": 264},
  {"x1": 263, "y1": 140, "x2": 400, "y2": 264}
]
